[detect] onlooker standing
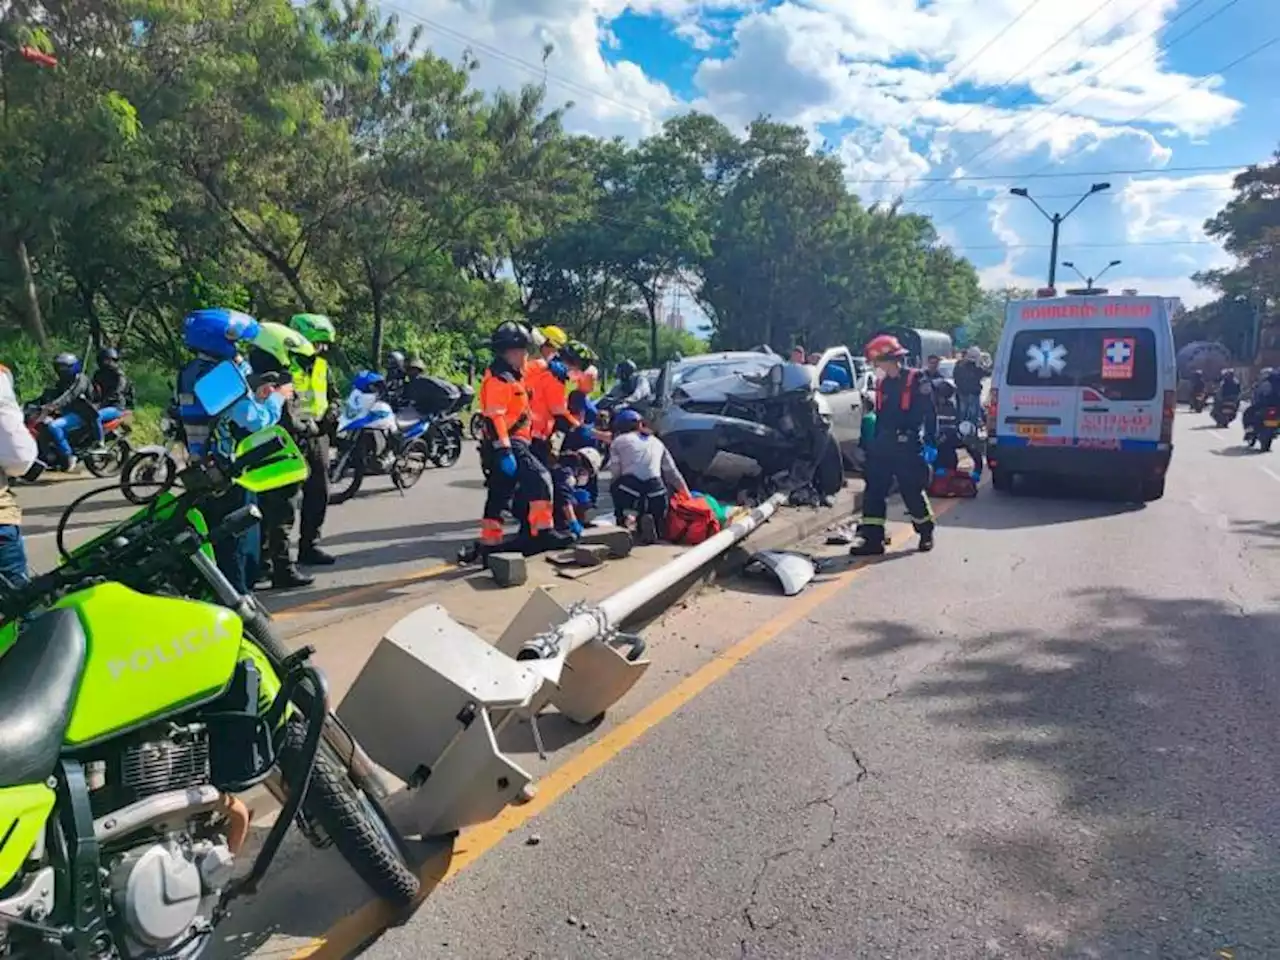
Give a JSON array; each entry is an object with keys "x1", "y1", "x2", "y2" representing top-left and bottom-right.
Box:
[
  {"x1": 0, "y1": 363, "x2": 38, "y2": 587},
  {"x1": 953, "y1": 346, "x2": 989, "y2": 424}
]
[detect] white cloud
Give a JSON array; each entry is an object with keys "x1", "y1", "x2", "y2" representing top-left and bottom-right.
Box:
[
  {"x1": 838, "y1": 128, "x2": 931, "y2": 201},
  {"x1": 1119, "y1": 171, "x2": 1241, "y2": 242}
]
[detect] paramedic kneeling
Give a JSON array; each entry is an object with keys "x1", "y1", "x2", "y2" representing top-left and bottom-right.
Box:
[
  {"x1": 608, "y1": 409, "x2": 690, "y2": 544},
  {"x1": 850, "y1": 334, "x2": 938, "y2": 557}
]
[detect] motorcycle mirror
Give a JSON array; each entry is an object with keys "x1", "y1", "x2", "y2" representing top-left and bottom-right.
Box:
[{"x1": 194, "y1": 360, "x2": 250, "y2": 417}]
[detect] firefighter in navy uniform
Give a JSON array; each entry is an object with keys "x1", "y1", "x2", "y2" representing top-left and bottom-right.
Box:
[{"x1": 849, "y1": 334, "x2": 938, "y2": 557}]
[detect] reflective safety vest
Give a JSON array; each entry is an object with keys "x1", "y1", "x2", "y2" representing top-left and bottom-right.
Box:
[
  {"x1": 292, "y1": 356, "x2": 329, "y2": 418},
  {"x1": 874, "y1": 369, "x2": 918, "y2": 413}
]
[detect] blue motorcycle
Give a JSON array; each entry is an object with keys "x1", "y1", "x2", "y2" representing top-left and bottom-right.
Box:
[{"x1": 328, "y1": 372, "x2": 430, "y2": 504}]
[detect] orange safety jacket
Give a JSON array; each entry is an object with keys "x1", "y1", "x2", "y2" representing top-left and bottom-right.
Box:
[
  {"x1": 874, "y1": 369, "x2": 919, "y2": 413},
  {"x1": 479, "y1": 360, "x2": 533, "y2": 447},
  {"x1": 527, "y1": 357, "x2": 580, "y2": 440}
]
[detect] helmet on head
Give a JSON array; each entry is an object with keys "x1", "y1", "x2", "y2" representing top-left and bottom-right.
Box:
[
  {"x1": 184, "y1": 307, "x2": 260, "y2": 360},
  {"x1": 491, "y1": 321, "x2": 531, "y2": 354},
  {"x1": 407, "y1": 356, "x2": 426, "y2": 374},
  {"x1": 561, "y1": 342, "x2": 585, "y2": 366},
  {"x1": 251, "y1": 321, "x2": 315, "y2": 369},
  {"x1": 966, "y1": 346, "x2": 981, "y2": 361},
  {"x1": 97, "y1": 347, "x2": 120, "y2": 365},
  {"x1": 386, "y1": 350, "x2": 406, "y2": 372},
  {"x1": 539, "y1": 325, "x2": 568, "y2": 349},
  {"x1": 1223, "y1": 368, "x2": 1237, "y2": 378},
  {"x1": 864, "y1": 334, "x2": 908, "y2": 363},
  {"x1": 613, "y1": 408, "x2": 642, "y2": 429},
  {"x1": 289, "y1": 313, "x2": 336, "y2": 345},
  {"x1": 352, "y1": 370, "x2": 385, "y2": 393},
  {"x1": 52, "y1": 352, "x2": 81, "y2": 378},
  {"x1": 615, "y1": 359, "x2": 637, "y2": 380}
]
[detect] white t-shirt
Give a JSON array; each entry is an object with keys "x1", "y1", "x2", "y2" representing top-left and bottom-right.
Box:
[{"x1": 609, "y1": 431, "x2": 685, "y2": 489}]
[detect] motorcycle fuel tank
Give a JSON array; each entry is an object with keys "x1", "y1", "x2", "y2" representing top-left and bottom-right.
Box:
[{"x1": 55, "y1": 583, "x2": 244, "y2": 747}]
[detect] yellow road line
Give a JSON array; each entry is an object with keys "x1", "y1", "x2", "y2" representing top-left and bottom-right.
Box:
[
  {"x1": 272, "y1": 563, "x2": 459, "y2": 622},
  {"x1": 289, "y1": 502, "x2": 958, "y2": 959}
]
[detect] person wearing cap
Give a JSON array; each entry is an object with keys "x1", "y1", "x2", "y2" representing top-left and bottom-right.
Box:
[
  {"x1": 953, "y1": 345, "x2": 988, "y2": 425},
  {"x1": 608, "y1": 408, "x2": 690, "y2": 544},
  {"x1": 850, "y1": 333, "x2": 938, "y2": 556}
]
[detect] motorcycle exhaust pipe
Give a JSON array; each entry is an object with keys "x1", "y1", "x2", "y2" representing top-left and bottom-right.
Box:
[{"x1": 94, "y1": 786, "x2": 223, "y2": 845}]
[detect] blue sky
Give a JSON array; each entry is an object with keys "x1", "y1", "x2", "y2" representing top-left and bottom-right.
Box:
[{"x1": 395, "y1": 0, "x2": 1279, "y2": 312}]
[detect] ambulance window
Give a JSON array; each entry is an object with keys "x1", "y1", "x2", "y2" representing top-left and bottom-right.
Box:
[
  {"x1": 1006, "y1": 330, "x2": 1080, "y2": 388},
  {"x1": 1074, "y1": 328, "x2": 1158, "y2": 401}
]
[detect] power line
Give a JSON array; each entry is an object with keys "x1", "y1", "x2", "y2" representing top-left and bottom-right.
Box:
[
  {"x1": 957, "y1": 239, "x2": 1216, "y2": 250},
  {"x1": 849, "y1": 162, "x2": 1247, "y2": 184},
  {"x1": 906, "y1": 0, "x2": 1125, "y2": 203},
  {"x1": 931, "y1": 32, "x2": 1277, "y2": 230},
  {"x1": 928, "y1": 0, "x2": 1222, "y2": 188},
  {"x1": 979, "y1": 0, "x2": 1246, "y2": 171},
  {"x1": 900, "y1": 183, "x2": 1236, "y2": 204}
]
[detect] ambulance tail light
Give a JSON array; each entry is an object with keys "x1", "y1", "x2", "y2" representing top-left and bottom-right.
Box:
[
  {"x1": 1160, "y1": 389, "x2": 1175, "y2": 443},
  {"x1": 986, "y1": 388, "x2": 998, "y2": 436}
]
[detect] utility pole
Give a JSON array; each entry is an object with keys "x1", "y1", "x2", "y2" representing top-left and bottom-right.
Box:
[
  {"x1": 1010, "y1": 183, "x2": 1111, "y2": 289},
  {"x1": 1061, "y1": 259, "x2": 1121, "y2": 294}
]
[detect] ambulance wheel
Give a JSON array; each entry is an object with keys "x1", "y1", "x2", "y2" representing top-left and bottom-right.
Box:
[
  {"x1": 991, "y1": 468, "x2": 1013, "y2": 493},
  {"x1": 1140, "y1": 477, "x2": 1165, "y2": 502}
]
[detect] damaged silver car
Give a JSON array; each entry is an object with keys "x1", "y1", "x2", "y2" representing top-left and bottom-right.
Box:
[{"x1": 651, "y1": 351, "x2": 849, "y2": 503}]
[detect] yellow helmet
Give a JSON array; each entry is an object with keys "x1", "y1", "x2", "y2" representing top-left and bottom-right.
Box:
[{"x1": 539, "y1": 325, "x2": 568, "y2": 349}]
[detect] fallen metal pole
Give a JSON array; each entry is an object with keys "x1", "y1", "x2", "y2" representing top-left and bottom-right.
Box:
[{"x1": 517, "y1": 492, "x2": 788, "y2": 682}]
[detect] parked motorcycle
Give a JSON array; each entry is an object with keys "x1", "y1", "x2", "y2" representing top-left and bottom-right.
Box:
[
  {"x1": 328, "y1": 375, "x2": 428, "y2": 504},
  {"x1": 404, "y1": 376, "x2": 471, "y2": 469},
  {"x1": 0, "y1": 362, "x2": 417, "y2": 959},
  {"x1": 119, "y1": 400, "x2": 187, "y2": 504},
  {"x1": 1245, "y1": 404, "x2": 1280, "y2": 452},
  {"x1": 1212, "y1": 396, "x2": 1239, "y2": 428},
  {"x1": 22, "y1": 404, "x2": 132, "y2": 478}
]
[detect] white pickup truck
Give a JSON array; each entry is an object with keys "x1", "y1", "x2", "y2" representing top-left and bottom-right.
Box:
[{"x1": 812, "y1": 345, "x2": 869, "y2": 469}]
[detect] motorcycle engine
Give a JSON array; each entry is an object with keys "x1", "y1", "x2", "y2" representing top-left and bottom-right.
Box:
[{"x1": 109, "y1": 838, "x2": 233, "y2": 957}]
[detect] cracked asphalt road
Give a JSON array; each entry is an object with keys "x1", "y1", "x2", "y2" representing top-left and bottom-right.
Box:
[{"x1": 359, "y1": 415, "x2": 1280, "y2": 959}]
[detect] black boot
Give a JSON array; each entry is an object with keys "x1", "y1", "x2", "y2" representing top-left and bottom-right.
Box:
[
  {"x1": 917, "y1": 527, "x2": 935, "y2": 552},
  {"x1": 271, "y1": 564, "x2": 315, "y2": 589},
  {"x1": 849, "y1": 525, "x2": 886, "y2": 557},
  {"x1": 298, "y1": 543, "x2": 337, "y2": 566}
]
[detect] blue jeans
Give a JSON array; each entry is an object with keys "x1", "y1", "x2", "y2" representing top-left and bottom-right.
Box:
[
  {"x1": 45, "y1": 411, "x2": 85, "y2": 461},
  {"x1": 957, "y1": 394, "x2": 983, "y2": 424},
  {"x1": 0, "y1": 525, "x2": 29, "y2": 588},
  {"x1": 97, "y1": 407, "x2": 123, "y2": 432}
]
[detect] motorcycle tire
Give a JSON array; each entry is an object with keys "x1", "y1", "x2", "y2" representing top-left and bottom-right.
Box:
[
  {"x1": 84, "y1": 439, "x2": 127, "y2": 478},
  {"x1": 392, "y1": 438, "x2": 430, "y2": 490},
  {"x1": 120, "y1": 447, "x2": 179, "y2": 504},
  {"x1": 468, "y1": 411, "x2": 486, "y2": 442},
  {"x1": 328, "y1": 443, "x2": 364, "y2": 505},
  {"x1": 278, "y1": 720, "x2": 419, "y2": 906},
  {"x1": 427, "y1": 420, "x2": 463, "y2": 468}
]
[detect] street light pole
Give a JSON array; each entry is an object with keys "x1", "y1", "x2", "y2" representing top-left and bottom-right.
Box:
[
  {"x1": 1061, "y1": 259, "x2": 1121, "y2": 292},
  {"x1": 1010, "y1": 182, "x2": 1111, "y2": 289}
]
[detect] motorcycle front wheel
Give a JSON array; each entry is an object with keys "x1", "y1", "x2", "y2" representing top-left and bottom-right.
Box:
[
  {"x1": 328, "y1": 440, "x2": 365, "y2": 504},
  {"x1": 392, "y1": 438, "x2": 430, "y2": 490},
  {"x1": 278, "y1": 720, "x2": 419, "y2": 906},
  {"x1": 84, "y1": 439, "x2": 127, "y2": 478},
  {"x1": 120, "y1": 447, "x2": 179, "y2": 503},
  {"x1": 468, "y1": 411, "x2": 486, "y2": 441},
  {"x1": 427, "y1": 420, "x2": 463, "y2": 468}
]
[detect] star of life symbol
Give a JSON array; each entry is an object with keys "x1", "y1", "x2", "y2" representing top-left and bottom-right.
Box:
[
  {"x1": 1025, "y1": 339, "x2": 1067, "y2": 378},
  {"x1": 1104, "y1": 339, "x2": 1131, "y2": 365}
]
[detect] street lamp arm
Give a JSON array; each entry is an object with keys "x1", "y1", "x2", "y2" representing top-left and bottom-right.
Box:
[{"x1": 1062, "y1": 262, "x2": 1088, "y2": 284}]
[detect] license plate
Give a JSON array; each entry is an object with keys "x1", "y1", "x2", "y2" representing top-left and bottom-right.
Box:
[
  {"x1": 1265, "y1": 420, "x2": 1279, "y2": 428},
  {"x1": 1015, "y1": 423, "x2": 1047, "y2": 437}
]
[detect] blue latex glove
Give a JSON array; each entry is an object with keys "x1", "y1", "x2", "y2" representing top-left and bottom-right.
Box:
[
  {"x1": 922, "y1": 444, "x2": 938, "y2": 465},
  {"x1": 934, "y1": 466, "x2": 948, "y2": 478},
  {"x1": 497, "y1": 450, "x2": 518, "y2": 478},
  {"x1": 970, "y1": 469, "x2": 983, "y2": 482},
  {"x1": 574, "y1": 425, "x2": 596, "y2": 443},
  {"x1": 568, "y1": 519, "x2": 584, "y2": 537},
  {"x1": 548, "y1": 359, "x2": 569, "y2": 382},
  {"x1": 572, "y1": 488, "x2": 594, "y2": 507}
]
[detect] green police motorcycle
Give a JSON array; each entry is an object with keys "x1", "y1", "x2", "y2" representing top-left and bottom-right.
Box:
[{"x1": 0, "y1": 362, "x2": 418, "y2": 959}]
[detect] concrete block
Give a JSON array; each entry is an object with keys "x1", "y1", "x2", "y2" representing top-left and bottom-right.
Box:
[
  {"x1": 579, "y1": 526, "x2": 633, "y2": 558},
  {"x1": 489, "y1": 552, "x2": 527, "y2": 587},
  {"x1": 573, "y1": 543, "x2": 610, "y2": 567}
]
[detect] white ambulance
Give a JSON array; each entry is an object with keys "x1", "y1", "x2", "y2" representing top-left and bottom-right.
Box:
[{"x1": 986, "y1": 293, "x2": 1177, "y2": 501}]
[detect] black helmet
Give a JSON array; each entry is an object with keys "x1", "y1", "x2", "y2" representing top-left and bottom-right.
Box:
[
  {"x1": 53, "y1": 352, "x2": 81, "y2": 377},
  {"x1": 616, "y1": 359, "x2": 637, "y2": 380},
  {"x1": 491, "y1": 321, "x2": 531, "y2": 353},
  {"x1": 97, "y1": 347, "x2": 120, "y2": 365},
  {"x1": 386, "y1": 350, "x2": 406, "y2": 371}
]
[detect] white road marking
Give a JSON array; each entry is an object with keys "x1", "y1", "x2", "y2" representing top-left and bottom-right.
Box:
[{"x1": 1259, "y1": 466, "x2": 1280, "y2": 485}]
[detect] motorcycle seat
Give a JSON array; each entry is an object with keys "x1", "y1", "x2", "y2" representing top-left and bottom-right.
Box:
[
  {"x1": 395, "y1": 412, "x2": 424, "y2": 431},
  {"x1": 0, "y1": 608, "x2": 87, "y2": 788}
]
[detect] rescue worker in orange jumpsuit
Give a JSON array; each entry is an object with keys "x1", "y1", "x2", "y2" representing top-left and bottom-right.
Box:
[
  {"x1": 527, "y1": 325, "x2": 597, "y2": 535},
  {"x1": 474, "y1": 321, "x2": 573, "y2": 555},
  {"x1": 850, "y1": 334, "x2": 938, "y2": 557}
]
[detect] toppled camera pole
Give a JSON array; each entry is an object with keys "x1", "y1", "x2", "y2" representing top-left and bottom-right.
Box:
[{"x1": 338, "y1": 493, "x2": 787, "y2": 839}]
